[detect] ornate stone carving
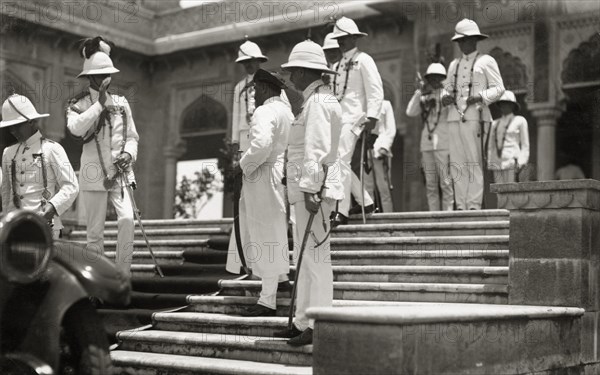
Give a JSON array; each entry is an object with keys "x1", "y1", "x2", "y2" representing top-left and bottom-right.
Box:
[
  {"x1": 493, "y1": 180, "x2": 600, "y2": 211},
  {"x1": 561, "y1": 33, "x2": 600, "y2": 85},
  {"x1": 489, "y1": 47, "x2": 528, "y2": 93},
  {"x1": 180, "y1": 95, "x2": 228, "y2": 134}
]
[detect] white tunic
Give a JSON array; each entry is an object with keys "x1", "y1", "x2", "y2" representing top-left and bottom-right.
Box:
[
  {"x1": 66, "y1": 88, "x2": 139, "y2": 191},
  {"x1": 236, "y1": 96, "x2": 293, "y2": 277},
  {"x1": 445, "y1": 51, "x2": 505, "y2": 123},
  {"x1": 333, "y1": 47, "x2": 384, "y2": 126},
  {"x1": 1, "y1": 131, "x2": 79, "y2": 229},
  {"x1": 232, "y1": 75, "x2": 291, "y2": 152},
  {"x1": 488, "y1": 113, "x2": 530, "y2": 170},
  {"x1": 372, "y1": 100, "x2": 397, "y2": 158},
  {"x1": 287, "y1": 80, "x2": 344, "y2": 204},
  {"x1": 406, "y1": 88, "x2": 450, "y2": 152}
]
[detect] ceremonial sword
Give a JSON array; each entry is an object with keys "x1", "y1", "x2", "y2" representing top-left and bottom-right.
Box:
[{"x1": 119, "y1": 172, "x2": 164, "y2": 278}]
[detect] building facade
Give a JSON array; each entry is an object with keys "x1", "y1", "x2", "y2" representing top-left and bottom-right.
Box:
[{"x1": 1, "y1": 0, "x2": 598, "y2": 218}]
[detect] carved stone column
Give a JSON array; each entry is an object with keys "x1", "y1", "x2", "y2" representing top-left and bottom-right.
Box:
[
  {"x1": 162, "y1": 142, "x2": 186, "y2": 219},
  {"x1": 529, "y1": 104, "x2": 562, "y2": 181}
]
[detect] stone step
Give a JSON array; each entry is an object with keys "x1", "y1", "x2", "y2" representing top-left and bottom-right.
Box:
[
  {"x1": 111, "y1": 350, "x2": 312, "y2": 375},
  {"x1": 132, "y1": 274, "x2": 235, "y2": 294},
  {"x1": 130, "y1": 263, "x2": 229, "y2": 278},
  {"x1": 348, "y1": 209, "x2": 509, "y2": 224},
  {"x1": 218, "y1": 280, "x2": 507, "y2": 304},
  {"x1": 96, "y1": 235, "x2": 508, "y2": 253},
  {"x1": 332, "y1": 221, "x2": 509, "y2": 237},
  {"x1": 116, "y1": 330, "x2": 312, "y2": 366},
  {"x1": 330, "y1": 235, "x2": 508, "y2": 250},
  {"x1": 315, "y1": 265, "x2": 507, "y2": 284},
  {"x1": 68, "y1": 227, "x2": 230, "y2": 241},
  {"x1": 184, "y1": 295, "x2": 440, "y2": 316},
  {"x1": 81, "y1": 239, "x2": 210, "y2": 252},
  {"x1": 134, "y1": 263, "x2": 507, "y2": 283},
  {"x1": 104, "y1": 250, "x2": 185, "y2": 265},
  {"x1": 99, "y1": 210, "x2": 509, "y2": 231},
  {"x1": 152, "y1": 312, "x2": 291, "y2": 337},
  {"x1": 102, "y1": 218, "x2": 234, "y2": 230},
  {"x1": 330, "y1": 249, "x2": 509, "y2": 266},
  {"x1": 79, "y1": 221, "x2": 509, "y2": 242},
  {"x1": 105, "y1": 248, "x2": 227, "y2": 268}
]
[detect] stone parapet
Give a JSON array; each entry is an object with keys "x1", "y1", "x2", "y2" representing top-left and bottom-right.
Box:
[
  {"x1": 308, "y1": 304, "x2": 585, "y2": 375},
  {"x1": 491, "y1": 180, "x2": 600, "y2": 309}
]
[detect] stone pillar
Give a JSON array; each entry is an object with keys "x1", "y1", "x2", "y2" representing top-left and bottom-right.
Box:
[
  {"x1": 492, "y1": 180, "x2": 600, "y2": 309},
  {"x1": 592, "y1": 91, "x2": 600, "y2": 180},
  {"x1": 162, "y1": 143, "x2": 185, "y2": 219},
  {"x1": 529, "y1": 104, "x2": 562, "y2": 181}
]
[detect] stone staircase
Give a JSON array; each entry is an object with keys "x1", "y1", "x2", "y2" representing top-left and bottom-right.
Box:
[
  {"x1": 101, "y1": 209, "x2": 510, "y2": 374},
  {"x1": 66, "y1": 219, "x2": 236, "y2": 336}
]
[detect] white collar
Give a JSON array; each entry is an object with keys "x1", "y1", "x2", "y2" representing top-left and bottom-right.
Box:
[
  {"x1": 263, "y1": 96, "x2": 282, "y2": 106},
  {"x1": 342, "y1": 47, "x2": 359, "y2": 59},
  {"x1": 21, "y1": 131, "x2": 42, "y2": 147},
  {"x1": 302, "y1": 80, "x2": 324, "y2": 101},
  {"x1": 462, "y1": 50, "x2": 479, "y2": 61}
]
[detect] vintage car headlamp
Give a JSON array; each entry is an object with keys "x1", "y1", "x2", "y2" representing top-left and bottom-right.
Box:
[{"x1": 0, "y1": 210, "x2": 53, "y2": 284}]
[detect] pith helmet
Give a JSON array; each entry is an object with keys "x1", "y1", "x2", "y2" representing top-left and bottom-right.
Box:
[
  {"x1": 78, "y1": 37, "x2": 119, "y2": 77},
  {"x1": 424, "y1": 63, "x2": 447, "y2": 77},
  {"x1": 330, "y1": 17, "x2": 367, "y2": 39},
  {"x1": 235, "y1": 40, "x2": 268, "y2": 63},
  {"x1": 322, "y1": 32, "x2": 340, "y2": 50},
  {"x1": 497, "y1": 90, "x2": 520, "y2": 111},
  {"x1": 78, "y1": 51, "x2": 120, "y2": 77},
  {"x1": 0, "y1": 94, "x2": 49, "y2": 128},
  {"x1": 281, "y1": 40, "x2": 337, "y2": 75},
  {"x1": 452, "y1": 19, "x2": 489, "y2": 41}
]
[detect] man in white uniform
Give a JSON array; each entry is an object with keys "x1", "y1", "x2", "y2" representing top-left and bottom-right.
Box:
[
  {"x1": 238, "y1": 69, "x2": 294, "y2": 317},
  {"x1": 330, "y1": 17, "x2": 383, "y2": 226},
  {"x1": 274, "y1": 40, "x2": 344, "y2": 346},
  {"x1": 364, "y1": 99, "x2": 396, "y2": 213},
  {"x1": 227, "y1": 40, "x2": 292, "y2": 276},
  {"x1": 406, "y1": 63, "x2": 454, "y2": 211},
  {"x1": 1, "y1": 94, "x2": 79, "y2": 238},
  {"x1": 442, "y1": 19, "x2": 504, "y2": 210},
  {"x1": 66, "y1": 36, "x2": 139, "y2": 277},
  {"x1": 488, "y1": 90, "x2": 529, "y2": 183},
  {"x1": 231, "y1": 40, "x2": 267, "y2": 153},
  {"x1": 322, "y1": 32, "x2": 341, "y2": 84}
]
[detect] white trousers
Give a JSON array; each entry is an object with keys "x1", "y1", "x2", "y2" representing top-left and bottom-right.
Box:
[
  {"x1": 339, "y1": 124, "x2": 373, "y2": 216},
  {"x1": 421, "y1": 150, "x2": 454, "y2": 211},
  {"x1": 364, "y1": 156, "x2": 393, "y2": 213},
  {"x1": 257, "y1": 274, "x2": 279, "y2": 310},
  {"x1": 448, "y1": 120, "x2": 484, "y2": 210},
  {"x1": 292, "y1": 200, "x2": 334, "y2": 331},
  {"x1": 81, "y1": 190, "x2": 134, "y2": 277}
]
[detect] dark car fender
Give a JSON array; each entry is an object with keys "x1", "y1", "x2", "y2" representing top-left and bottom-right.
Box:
[
  {"x1": 52, "y1": 240, "x2": 131, "y2": 306},
  {"x1": 11, "y1": 260, "x2": 93, "y2": 370}
]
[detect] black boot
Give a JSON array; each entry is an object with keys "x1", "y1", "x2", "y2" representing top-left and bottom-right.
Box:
[
  {"x1": 349, "y1": 203, "x2": 376, "y2": 215},
  {"x1": 330, "y1": 212, "x2": 348, "y2": 228},
  {"x1": 287, "y1": 328, "x2": 313, "y2": 346},
  {"x1": 273, "y1": 325, "x2": 303, "y2": 338}
]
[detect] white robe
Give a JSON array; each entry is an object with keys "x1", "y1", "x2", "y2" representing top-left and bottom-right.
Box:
[{"x1": 226, "y1": 96, "x2": 293, "y2": 277}]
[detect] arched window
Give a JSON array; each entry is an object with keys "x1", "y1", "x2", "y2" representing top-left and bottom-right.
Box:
[
  {"x1": 488, "y1": 47, "x2": 528, "y2": 94},
  {"x1": 179, "y1": 95, "x2": 228, "y2": 161},
  {"x1": 181, "y1": 95, "x2": 228, "y2": 137}
]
